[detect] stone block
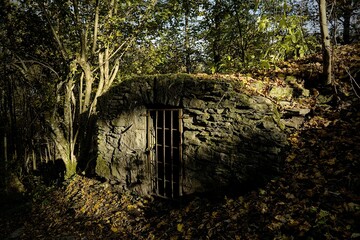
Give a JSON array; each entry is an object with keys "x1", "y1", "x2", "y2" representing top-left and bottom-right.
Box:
[
  {"x1": 269, "y1": 86, "x2": 293, "y2": 100},
  {"x1": 189, "y1": 98, "x2": 207, "y2": 109},
  {"x1": 184, "y1": 131, "x2": 201, "y2": 145}
]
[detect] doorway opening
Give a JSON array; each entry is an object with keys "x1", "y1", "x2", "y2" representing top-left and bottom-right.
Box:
[{"x1": 147, "y1": 109, "x2": 183, "y2": 198}]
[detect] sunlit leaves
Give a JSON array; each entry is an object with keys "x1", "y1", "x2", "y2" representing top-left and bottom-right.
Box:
[
  {"x1": 257, "y1": 15, "x2": 270, "y2": 32},
  {"x1": 177, "y1": 223, "x2": 184, "y2": 232}
]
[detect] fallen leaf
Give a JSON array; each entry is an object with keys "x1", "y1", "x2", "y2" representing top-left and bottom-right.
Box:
[{"x1": 177, "y1": 223, "x2": 184, "y2": 232}]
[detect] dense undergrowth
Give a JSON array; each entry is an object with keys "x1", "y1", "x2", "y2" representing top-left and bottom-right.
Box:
[{"x1": 0, "y1": 44, "x2": 359, "y2": 240}]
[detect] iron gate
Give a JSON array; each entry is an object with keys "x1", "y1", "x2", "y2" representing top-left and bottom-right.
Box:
[{"x1": 147, "y1": 109, "x2": 183, "y2": 198}]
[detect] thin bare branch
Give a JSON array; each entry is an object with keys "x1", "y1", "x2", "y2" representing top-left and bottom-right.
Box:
[
  {"x1": 92, "y1": 0, "x2": 100, "y2": 54},
  {"x1": 13, "y1": 58, "x2": 60, "y2": 79},
  {"x1": 38, "y1": 2, "x2": 69, "y2": 61}
]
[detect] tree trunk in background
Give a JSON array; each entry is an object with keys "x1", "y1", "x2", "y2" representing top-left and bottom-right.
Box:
[
  {"x1": 184, "y1": 0, "x2": 191, "y2": 73},
  {"x1": 0, "y1": 87, "x2": 5, "y2": 188},
  {"x1": 233, "y1": 1, "x2": 246, "y2": 63},
  {"x1": 342, "y1": 10, "x2": 351, "y2": 44},
  {"x1": 1, "y1": 131, "x2": 7, "y2": 187},
  {"x1": 339, "y1": 0, "x2": 358, "y2": 44},
  {"x1": 319, "y1": 0, "x2": 332, "y2": 85},
  {"x1": 213, "y1": 0, "x2": 222, "y2": 72}
]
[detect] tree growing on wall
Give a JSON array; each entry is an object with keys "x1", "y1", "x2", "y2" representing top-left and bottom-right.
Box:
[{"x1": 7, "y1": 0, "x2": 158, "y2": 179}]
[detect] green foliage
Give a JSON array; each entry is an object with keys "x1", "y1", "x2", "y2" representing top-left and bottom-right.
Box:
[
  {"x1": 149, "y1": 0, "x2": 315, "y2": 73},
  {"x1": 261, "y1": 14, "x2": 318, "y2": 62},
  {"x1": 0, "y1": 0, "x2": 327, "y2": 77},
  {"x1": 100, "y1": 0, "x2": 322, "y2": 75}
]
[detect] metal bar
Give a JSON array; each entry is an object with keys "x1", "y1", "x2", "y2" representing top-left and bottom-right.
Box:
[
  {"x1": 155, "y1": 110, "x2": 159, "y2": 195},
  {"x1": 148, "y1": 108, "x2": 179, "y2": 111},
  {"x1": 148, "y1": 110, "x2": 156, "y2": 193},
  {"x1": 179, "y1": 109, "x2": 183, "y2": 197},
  {"x1": 170, "y1": 110, "x2": 174, "y2": 198},
  {"x1": 146, "y1": 111, "x2": 151, "y2": 189},
  {"x1": 163, "y1": 110, "x2": 166, "y2": 196}
]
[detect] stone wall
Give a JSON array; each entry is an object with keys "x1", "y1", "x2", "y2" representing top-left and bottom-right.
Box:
[{"x1": 95, "y1": 74, "x2": 288, "y2": 196}]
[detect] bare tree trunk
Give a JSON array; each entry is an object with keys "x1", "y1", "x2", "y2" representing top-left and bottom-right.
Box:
[
  {"x1": 233, "y1": 1, "x2": 246, "y2": 63},
  {"x1": 184, "y1": 0, "x2": 191, "y2": 73},
  {"x1": 319, "y1": 0, "x2": 332, "y2": 85},
  {"x1": 343, "y1": 11, "x2": 351, "y2": 44},
  {"x1": 213, "y1": 0, "x2": 222, "y2": 72},
  {"x1": 4, "y1": 132, "x2": 7, "y2": 175}
]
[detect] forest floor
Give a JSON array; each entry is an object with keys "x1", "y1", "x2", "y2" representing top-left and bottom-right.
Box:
[{"x1": 1, "y1": 44, "x2": 360, "y2": 240}]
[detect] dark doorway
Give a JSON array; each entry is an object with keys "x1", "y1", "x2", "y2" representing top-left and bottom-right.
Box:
[{"x1": 147, "y1": 109, "x2": 183, "y2": 198}]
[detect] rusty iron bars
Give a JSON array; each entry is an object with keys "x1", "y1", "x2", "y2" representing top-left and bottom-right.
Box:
[{"x1": 147, "y1": 109, "x2": 183, "y2": 198}]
